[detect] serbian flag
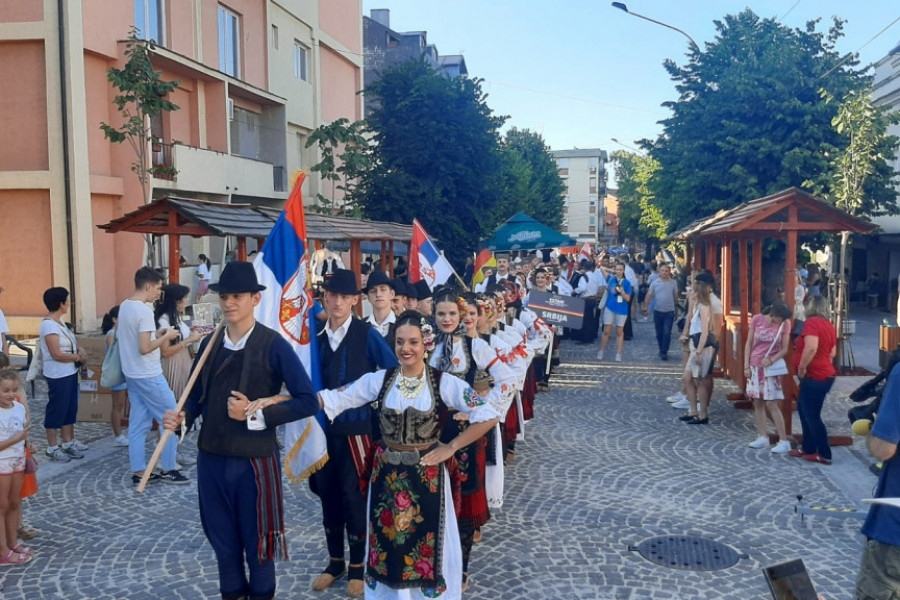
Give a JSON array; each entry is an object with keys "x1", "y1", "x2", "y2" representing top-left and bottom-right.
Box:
[
  {"x1": 253, "y1": 171, "x2": 327, "y2": 482},
  {"x1": 472, "y1": 248, "x2": 496, "y2": 287},
  {"x1": 579, "y1": 242, "x2": 593, "y2": 262},
  {"x1": 410, "y1": 219, "x2": 454, "y2": 289}
]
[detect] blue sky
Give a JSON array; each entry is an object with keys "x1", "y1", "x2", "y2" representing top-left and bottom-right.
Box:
[{"x1": 361, "y1": 1, "x2": 900, "y2": 155}]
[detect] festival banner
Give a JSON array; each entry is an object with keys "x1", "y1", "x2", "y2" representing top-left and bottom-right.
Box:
[
  {"x1": 409, "y1": 219, "x2": 455, "y2": 289},
  {"x1": 579, "y1": 241, "x2": 593, "y2": 262},
  {"x1": 526, "y1": 290, "x2": 586, "y2": 329},
  {"x1": 253, "y1": 171, "x2": 328, "y2": 482}
]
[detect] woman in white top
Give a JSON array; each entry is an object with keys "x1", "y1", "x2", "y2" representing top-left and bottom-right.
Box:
[
  {"x1": 154, "y1": 284, "x2": 203, "y2": 400},
  {"x1": 38, "y1": 287, "x2": 88, "y2": 462},
  {"x1": 318, "y1": 311, "x2": 501, "y2": 600},
  {"x1": 678, "y1": 275, "x2": 716, "y2": 425},
  {"x1": 195, "y1": 254, "x2": 212, "y2": 302}
]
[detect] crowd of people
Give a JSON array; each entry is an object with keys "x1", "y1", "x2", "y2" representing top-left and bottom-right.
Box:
[{"x1": 0, "y1": 242, "x2": 895, "y2": 598}]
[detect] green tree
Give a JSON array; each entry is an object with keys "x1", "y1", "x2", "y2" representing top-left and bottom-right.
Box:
[
  {"x1": 494, "y1": 128, "x2": 566, "y2": 229},
  {"x1": 305, "y1": 118, "x2": 372, "y2": 216},
  {"x1": 648, "y1": 10, "x2": 896, "y2": 230},
  {"x1": 100, "y1": 29, "x2": 180, "y2": 264},
  {"x1": 360, "y1": 59, "x2": 506, "y2": 266},
  {"x1": 612, "y1": 150, "x2": 666, "y2": 245}
]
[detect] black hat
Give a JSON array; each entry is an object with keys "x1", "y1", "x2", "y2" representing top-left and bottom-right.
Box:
[
  {"x1": 694, "y1": 271, "x2": 715, "y2": 286},
  {"x1": 323, "y1": 269, "x2": 361, "y2": 295},
  {"x1": 413, "y1": 280, "x2": 432, "y2": 300},
  {"x1": 365, "y1": 271, "x2": 395, "y2": 294},
  {"x1": 208, "y1": 261, "x2": 266, "y2": 294},
  {"x1": 392, "y1": 278, "x2": 409, "y2": 297}
]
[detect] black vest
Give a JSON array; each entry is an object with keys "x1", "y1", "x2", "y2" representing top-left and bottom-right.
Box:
[
  {"x1": 196, "y1": 325, "x2": 281, "y2": 458},
  {"x1": 318, "y1": 317, "x2": 379, "y2": 436}
]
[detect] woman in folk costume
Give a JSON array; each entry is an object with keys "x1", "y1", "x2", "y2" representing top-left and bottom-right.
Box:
[
  {"x1": 428, "y1": 289, "x2": 517, "y2": 591},
  {"x1": 317, "y1": 311, "x2": 502, "y2": 600}
]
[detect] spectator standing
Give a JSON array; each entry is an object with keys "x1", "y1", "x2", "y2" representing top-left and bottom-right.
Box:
[
  {"x1": 101, "y1": 306, "x2": 129, "y2": 447},
  {"x1": 642, "y1": 263, "x2": 679, "y2": 360},
  {"x1": 622, "y1": 256, "x2": 639, "y2": 341},
  {"x1": 742, "y1": 303, "x2": 792, "y2": 453},
  {"x1": 39, "y1": 287, "x2": 88, "y2": 462},
  {"x1": 0, "y1": 368, "x2": 31, "y2": 566},
  {"x1": 789, "y1": 296, "x2": 837, "y2": 464},
  {"x1": 118, "y1": 268, "x2": 188, "y2": 485},
  {"x1": 794, "y1": 270, "x2": 807, "y2": 338},
  {"x1": 597, "y1": 263, "x2": 632, "y2": 362},
  {"x1": 195, "y1": 253, "x2": 212, "y2": 302},
  {"x1": 678, "y1": 273, "x2": 718, "y2": 424},
  {"x1": 155, "y1": 284, "x2": 203, "y2": 399}
]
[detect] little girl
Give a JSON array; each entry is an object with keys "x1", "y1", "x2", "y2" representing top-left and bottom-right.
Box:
[{"x1": 0, "y1": 368, "x2": 32, "y2": 565}]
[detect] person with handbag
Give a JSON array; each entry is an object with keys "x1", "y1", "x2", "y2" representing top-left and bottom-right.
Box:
[
  {"x1": 38, "y1": 287, "x2": 89, "y2": 462},
  {"x1": 101, "y1": 306, "x2": 130, "y2": 447},
  {"x1": 678, "y1": 273, "x2": 718, "y2": 424},
  {"x1": 742, "y1": 302, "x2": 792, "y2": 453}
]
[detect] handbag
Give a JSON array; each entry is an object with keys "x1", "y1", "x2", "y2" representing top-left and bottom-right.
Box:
[
  {"x1": 24, "y1": 318, "x2": 52, "y2": 383},
  {"x1": 100, "y1": 333, "x2": 125, "y2": 389},
  {"x1": 763, "y1": 321, "x2": 789, "y2": 377},
  {"x1": 24, "y1": 454, "x2": 38, "y2": 475}
]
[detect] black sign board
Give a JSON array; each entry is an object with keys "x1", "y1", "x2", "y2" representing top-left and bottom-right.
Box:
[{"x1": 527, "y1": 290, "x2": 585, "y2": 329}]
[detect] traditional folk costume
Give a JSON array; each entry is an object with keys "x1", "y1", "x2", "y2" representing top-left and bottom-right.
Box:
[
  {"x1": 428, "y1": 334, "x2": 517, "y2": 584},
  {"x1": 311, "y1": 271, "x2": 398, "y2": 591},
  {"x1": 182, "y1": 262, "x2": 321, "y2": 600},
  {"x1": 319, "y1": 366, "x2": 502, "y2": 600}
]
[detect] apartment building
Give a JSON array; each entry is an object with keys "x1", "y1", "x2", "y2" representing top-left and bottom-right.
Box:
[
  {"x1": 0, "y1": 0, "x2": 362, "y2": 333},
  {"x1": 551, "y1": 148, "x2": 608, "y2": 243}
]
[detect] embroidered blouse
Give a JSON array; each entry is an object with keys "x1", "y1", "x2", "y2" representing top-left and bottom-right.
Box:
[{"x1": 428, "y1": 337, "x2": 518, "y2": 415}]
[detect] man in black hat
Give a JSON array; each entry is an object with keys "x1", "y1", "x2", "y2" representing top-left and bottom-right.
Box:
[
  {"x1": 475, "y1": 252, "x2": 516, "y2": 293},
  {"x1": 412, "y1": 279, "x2": 433, "y2": 318},
  {"x1": 390, "y1": 278, "x2": 408, "y2": 317},
  {"x1": 162, "y1": 261, "x2": 321, "y2": 600},
  {"x1": 311, "y1": 269, "x2": 397, "y2": 597},
  {"x1": 364, "y1": 271, "x2": 397, "y2": 347}
]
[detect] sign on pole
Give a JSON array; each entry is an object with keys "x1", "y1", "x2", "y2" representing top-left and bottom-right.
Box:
[{"x1": 527, "y1": 290, "x2": 585, "y2": 329}]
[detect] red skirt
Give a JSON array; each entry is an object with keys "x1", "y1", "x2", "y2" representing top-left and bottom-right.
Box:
[
  {"x1": 521, "y1": 365, "x2": 536, "y2": 422},
  {"x1": 458, "y1": 437, "x2": 490, "y2": 528}
]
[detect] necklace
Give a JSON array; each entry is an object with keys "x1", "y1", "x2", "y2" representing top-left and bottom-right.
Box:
[{"x1": 397, "y1": 370, "x2": 426, "y2": 399}]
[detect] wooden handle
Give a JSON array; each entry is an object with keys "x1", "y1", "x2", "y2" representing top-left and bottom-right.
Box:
[{"x1": 136, "y1": 323, "x2": 224, "y2": 493}]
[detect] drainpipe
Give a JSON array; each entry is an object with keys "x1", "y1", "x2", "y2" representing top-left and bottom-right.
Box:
[{"x1": 57, "y1": 0, "x2": 78, "y2": 330}]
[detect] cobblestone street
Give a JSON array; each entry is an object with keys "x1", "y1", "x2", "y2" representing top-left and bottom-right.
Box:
[{"x1": 7, "y1": 319, "x2": 878, "y2": 599}]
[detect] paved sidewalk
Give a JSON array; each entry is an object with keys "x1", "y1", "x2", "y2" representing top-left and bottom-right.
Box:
[{"x1": 5, "y1": 319, "x2": 877, "y2": 598}]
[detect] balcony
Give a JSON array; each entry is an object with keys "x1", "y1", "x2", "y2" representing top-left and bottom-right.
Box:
[{"x1": 154, "y1": 143, "x2": 286, "y2": 200}]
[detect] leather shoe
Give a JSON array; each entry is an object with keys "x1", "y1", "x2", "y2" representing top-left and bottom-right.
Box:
[
  {"x1": 686, "y1": 416, "x2": 709, "y2": 425},
  {"x1": 678, "y1": 413, "x2": 698, "y2": 421}
]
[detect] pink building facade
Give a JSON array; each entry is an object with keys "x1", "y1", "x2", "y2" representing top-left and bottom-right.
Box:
[{"x1": 0, "y1": 0, "x2": 363, "y2": 333}]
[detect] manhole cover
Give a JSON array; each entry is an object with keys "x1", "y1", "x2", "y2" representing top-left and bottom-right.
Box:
[{"x1": 631, "y1": 536, "x2": 741, "y2": 571}]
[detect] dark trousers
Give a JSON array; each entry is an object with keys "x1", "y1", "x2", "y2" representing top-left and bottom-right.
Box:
[
  {"x1": 624, "y1": 296, "x2": 634, "y2": 340},
  {"x1": 198, "y1": 451, "x2": 276, "y2": 600},
  {"x1": 575, "y1": 299, "x2": 599, "y2": 342},
  {"x1": 653, "y1": 310, "x2": 675, "y2": 357},
  {"x1": 797, "y1": 377, "x2": 835, "y2": 460},
  {"x1": 309, "y1": 434, "x2": 368, "y2": 565}
]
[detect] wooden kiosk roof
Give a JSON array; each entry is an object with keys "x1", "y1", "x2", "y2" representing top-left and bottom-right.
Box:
[
  {"x1": 669, "y1": 187, "x2": 875, "y2": 443},
  {"x1": 98, "y1": 196, "x2": 413, "y2": 286}
]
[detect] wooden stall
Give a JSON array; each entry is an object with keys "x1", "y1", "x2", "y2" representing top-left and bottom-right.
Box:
[{"x1": 672, "y1": 188, "x2": 875, "y2": 441}]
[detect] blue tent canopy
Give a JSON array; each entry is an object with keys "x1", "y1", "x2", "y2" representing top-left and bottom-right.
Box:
[{"x1": 483, "y1": 212, "x2": 576, "y2": 252}]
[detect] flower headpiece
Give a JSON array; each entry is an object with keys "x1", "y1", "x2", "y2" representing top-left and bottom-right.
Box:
[
  {"x1": 456, "y1": 296, "x2": 469, "y2": 314},
  {"x1": 420, "y1": 318, "x2": 436, "y2": 354},
  {"x1": 476, "y1": 297, "x2": 494, "y2": 319}
]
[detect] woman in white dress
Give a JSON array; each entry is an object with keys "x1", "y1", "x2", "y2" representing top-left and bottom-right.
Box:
[{"x1": 318, "y1": 311, "x2": 501, "y2": 600}]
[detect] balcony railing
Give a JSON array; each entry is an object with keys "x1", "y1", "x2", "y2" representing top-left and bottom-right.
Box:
[{"x1": 151, "y1": 141, "x2": 176, "y2": 180}]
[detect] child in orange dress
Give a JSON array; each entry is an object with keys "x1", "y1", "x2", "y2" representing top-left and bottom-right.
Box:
[{"x1": 0, "y1": 368, "x2": 32, "y2": 565}]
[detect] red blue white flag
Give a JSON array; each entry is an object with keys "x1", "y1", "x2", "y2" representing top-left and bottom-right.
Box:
[
  {"x1": 253, "y1": 172, "x2": 327, "y2": 481},
  {"x1": 410, "y1": 219, "x2": 454, "y2": 289}
]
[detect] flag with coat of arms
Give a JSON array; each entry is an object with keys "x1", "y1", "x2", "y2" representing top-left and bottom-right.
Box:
[
  {"x1": 253, "y1": 171, "x2": 328, "y2": 482},
  {"x1": 410, "y1": 219, "x2": 455, "y2": 289}
]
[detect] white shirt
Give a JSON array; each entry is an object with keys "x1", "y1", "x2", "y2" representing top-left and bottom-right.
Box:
[
  {"x1": 224, "y1": 324, "x2": 255, "y2": 351},
  {"x1": 366, "y1": 311, "x2": 396, "y2": 339},
  {"x1": 158, "y1": 313, "x2": 190, "y2": 343},
  {"x1": 0, "y1": 403, "x2": 26, "y2": 460},
  {"x1": 197, "y1": 263, "x2": 211, "y2": 281},
  {"x1": 624, "y1": 265, "x2": 639, "y2": 290},
  {"x1": 584, "y1": 270, "x2": 606, "y2": 297},
  {"x1": 118, "y1": 299, "x2": 163, "y2": 379},
  {"x1": 325, "y1": 316, "x2": 353, "y2": 351},
  {"x1": 555, "y1": 278, "x2": 573, "y2": 296},
  {"x1": 39, "y1": 317, "x2": 78, "y2": 379},
  {"x1": 0, "y1": 307, "x2": 8, "y2": 337}
]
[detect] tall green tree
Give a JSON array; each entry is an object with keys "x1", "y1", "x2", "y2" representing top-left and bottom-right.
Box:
[
  {"x1": 648, "y1": 10, "x2": 897, "y2": 229},
  {"x1": 612, "y1": 150, "x2": 666, "y2": 245},
  {"x1": 360, "y1": 59, "x2": 506, "y2": 266},
  {"x1": 494, "y1": 127, "x2": 566, "y2": 229}
]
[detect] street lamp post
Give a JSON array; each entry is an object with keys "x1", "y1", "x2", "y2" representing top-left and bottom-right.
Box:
[{"x1": 611, "y1": 2, "x2": 698, "y2": 49}]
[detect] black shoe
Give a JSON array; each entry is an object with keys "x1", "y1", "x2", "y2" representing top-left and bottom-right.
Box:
[
  {"x1": 660, "y1": 354, "x2": 669, "y2": 361},
  {"x1": 159, "y1": 469, "x2": 190, "y2": 485},
  {"x1": 686, "y1": 417, "x2": 709, "y2": 425},
  {"x1": 678, "y1": 413, "x2": 698, "y2": 421},
  {"x1": 132, "y1": 472, "x2": 161, "y2": 486}
]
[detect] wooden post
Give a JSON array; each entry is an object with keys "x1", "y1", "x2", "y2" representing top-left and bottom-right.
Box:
[
  {"x1": 783, "y1": 213, "x2": 799, "y2": 437},
  {"x1": 706, "y1": 239, "x2": 717, "y2": 279},
  {"x1": 685, "y1": 243, "x2": 693, "y2": 274},
  {"x1": 380, "y1": 240, "x2": 387, "y2": 273},
  {"x1": 168, "y1": 212, "x2": 180, "y2": 284},
  {"x1": 739, "y1": 238, "x2": 750, "y2": 389},
  {"x1": 387, "y1": 240, "x2": 395, "y2": 277},
  {"x1": 752, "y1": 237, "x2": 763, "y2": 315},
  {"x1": 721, "y1": 238, "x2": 732, "y2": 317},
  {"x1": 350, "y1": 240, "x2": 363, "y2": 316},
  {"x1": 236, "y1": 237, "x2": 247, "y2": 261}
]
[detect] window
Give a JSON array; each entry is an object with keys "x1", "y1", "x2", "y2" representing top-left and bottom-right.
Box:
[
  {"x1": 589, "y1": 196, "x2": 597, "y2": 206},
  {"x1": 590, "y1": 216, "x2": 596, "y2": 225},
  {"x1": 589, "y1": 157, "x2": 599, "y2": 174},
  {"x1": 295, "y1": 132, "x2": 306, "y2": 170},
  {"x1": 231, "y1": 106, "x2": 260, "y2": 160},
  {"x1": 589, "y1": 176, "x2": 597, "y2": 194},
  {"x1": 134, "y1": 0, "x2": 165, "y2": 44},
  {"x1": 218, "y1": 5, "x2": 240, "y2": 77},
  {"x1": 294, "y1": 42, "x2": 308, "y2": 81},
  {"x1": 271, "y1": 24, "x2": 278, "y2": 49}
]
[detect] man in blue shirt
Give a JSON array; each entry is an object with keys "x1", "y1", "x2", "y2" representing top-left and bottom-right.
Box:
[{"x1": 858, "y1": 361, "x2": 900, "y2": 599}]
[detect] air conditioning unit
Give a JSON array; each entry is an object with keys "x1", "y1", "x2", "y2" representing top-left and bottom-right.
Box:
[{"x1": 227, "y1": 98, "x2": 235, "y2": 121}]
